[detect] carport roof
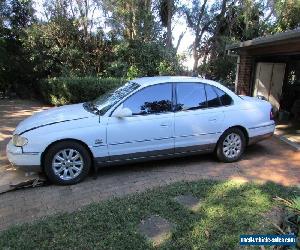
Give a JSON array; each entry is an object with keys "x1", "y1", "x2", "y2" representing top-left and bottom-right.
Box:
[{"x1": 226, "y1": 28, "x2": 300, "y2": 56}]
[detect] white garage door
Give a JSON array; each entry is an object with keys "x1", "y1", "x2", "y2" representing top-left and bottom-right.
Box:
[{"x1": 253, "y1": 62, "x2": 286, "y2": 110}]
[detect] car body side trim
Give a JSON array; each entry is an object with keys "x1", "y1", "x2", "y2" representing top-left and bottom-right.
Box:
[
  {"x1": 13, "y1": 165, "x2": 41, "y2": 172},
  {"x1": 176, "y1": 132, "x2": 222, "y2": 138},
  {"x1": 248, "y1": 132, "x2": 273, "y2": 145},
  {"x1": 248, "y1": 123, "x2": 275, "y2": 130},
  {"x1": 109, "y1": 148, "x2": 174, "y2": 161},
  {"x1": 21, "y1": 152, "x2": 40, "y2": 155},
  {"x1": 94, "y1": 143, "x2": 215, "y2": 166},
  {"x1": 107, "y1": 133, "x2": 221, "y2": 146},
  {"x1": 109, "y1": 136, "x2": 173, "y2": 146},
  {"x1": 92, "y1": 144, "x2": 107, "y2": 148},
  {"x1": 175, "y1": 143, "x2": 215, "y2": 153}
]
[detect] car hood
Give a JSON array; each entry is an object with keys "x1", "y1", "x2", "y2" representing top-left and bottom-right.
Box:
[{"x1": 15, "y1": 103, "x2": 92, "y2": 135}]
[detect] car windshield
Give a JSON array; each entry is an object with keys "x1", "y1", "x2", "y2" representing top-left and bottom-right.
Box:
[{"x1": 84, "y1": 81, "x2": 140, "y2": 115}]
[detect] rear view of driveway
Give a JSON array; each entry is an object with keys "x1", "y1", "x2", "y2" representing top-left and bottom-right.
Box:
[{"x1": 0, "y1": 99, "x2": 299, "y2": 231}]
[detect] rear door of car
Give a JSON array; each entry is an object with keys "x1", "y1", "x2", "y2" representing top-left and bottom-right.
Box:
[
  {"x1": 107, "y1": 83, "x2": 175, "y2": 161},
  {"x1": 174, "y1": 82, "x2": 226, "y2": 153}
]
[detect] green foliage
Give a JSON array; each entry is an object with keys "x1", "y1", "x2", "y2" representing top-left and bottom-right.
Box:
[
  {"x1": 102, "y1": 0, "x2": 159, "y2": 41},
  {"x1": 1, "y1": 0, "x2": 300, "y2": 98},
  {"x1": 271, "y1": 0, "x2": 300, "y2": 32},
  {"x1": 292, "y1": 196, "x2": 300, "y2": 212},
  {"x1": 126, "y1": 65, "x2": 141, "y2": 80},
  {"x1": 0, "y1": 0, "x2": 36, "y2": 97},
  {"x1": 275, "y1": 196, "x2": 300, "y2": 215},
  {"x1": 38, "y1": 77, "x2": 124, "y2": 106},
  {"x1": 23, "y1": 20, "x2": 113, "y2": 78},
  {"x1": 274, "y1": 196, "x2": 300, "y2": 247},
  {"x1": 110, "y1": 40, "x2": 181, "y2": 78},
  {"x1": 223, "y1": 0, "x2": 262, "y2": 41},
  {"x1": 0, "y1": 0, "x2": 181, "y2": 99},
  {"x1": 189, "y1": 0, "x2": 264, "y2": 83},
  {"x1": 0, "y1": 37, "x2": 9, "y2": 93},
  {"x1": 157, "y1": 59, "x2": 180, "y2": 76},
  {"x1": 199, "y1": 57, "x2": 237, "y2": 86},
  {"x1": 199, "y1": 37, "x2": 237, "y2": 85}
]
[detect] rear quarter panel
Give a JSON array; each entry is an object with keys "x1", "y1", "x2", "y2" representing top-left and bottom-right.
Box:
[{"x1": 221, "y1": 97, "x2": 275, "y2": 139}]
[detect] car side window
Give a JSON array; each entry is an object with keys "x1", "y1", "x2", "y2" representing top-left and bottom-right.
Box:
[
  {"x1": 205, "y1": 85, "x2": 222, "y2": 108},
  {"x1": 176, "y1": 83, "x2": 207, "y2": 111},
  {"x1": 213, "y1": 87, "x2": 233, "y2": 106},
  {"x1": 122, "y1": 84, "x2": 172, "y2": 115}
]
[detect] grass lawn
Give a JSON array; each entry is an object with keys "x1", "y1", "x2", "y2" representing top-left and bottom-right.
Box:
[{"x1": 0, "y1": 180, "x2": 299, "y2": 249}]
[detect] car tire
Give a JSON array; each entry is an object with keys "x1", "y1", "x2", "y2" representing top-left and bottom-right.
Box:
[
  {"x1": 44, "y1": 140, "x2": 91, "y2": 185},
  {"x1": 215, "y1": 128, "x2": 246, "y2": 163}
]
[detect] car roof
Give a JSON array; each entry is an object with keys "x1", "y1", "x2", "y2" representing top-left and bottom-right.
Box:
[
  {"x1": 131, "y1": 76, "x2": 222, "y2": 87},
  {"x1": 130, "y1": 76, "x2": 241, "y2": 103}
]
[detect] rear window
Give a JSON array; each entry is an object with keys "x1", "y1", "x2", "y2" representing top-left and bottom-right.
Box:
[
  {"x1": 205, "y1": 85, "x2": 221, "y2": 108},
  {"x1": 213, "y1": 87, "x2": 233, "y2": 106},
  {"x1": 205, "y1": 85, "x2": 233, "y2": 107}
]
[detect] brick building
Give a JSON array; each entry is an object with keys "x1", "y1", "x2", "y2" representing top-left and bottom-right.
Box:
[{"x1": 226, "y1": 29, "x2": 300, "y2": 115}]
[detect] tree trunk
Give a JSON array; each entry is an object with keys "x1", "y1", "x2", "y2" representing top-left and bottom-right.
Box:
[
  {"x1": 175, "y1": 29, "x2": 186, "y2": 53},
  {"x1": 125, "y1": 2, "x2": 134, "y2": 40},
  {"x1": 192, "y1": 41, "x2": 199, "y2": 75},
  {"x1": 210, "y1": 0, "x2": 228, "y2": 59},
  {"x1": 187, "y1": 0, "x2": 209, "y2": 75},
  {"x1": 192, "y1": 58, "x2": 199, "y2": 76},
  {"x1": 166, "y1": 0, "x2": 172, "y2": 49}
]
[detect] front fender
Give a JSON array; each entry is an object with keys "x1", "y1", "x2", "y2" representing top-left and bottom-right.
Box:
[{"x1": 21, "y1": 116, "x2": 108, "y2": 159}]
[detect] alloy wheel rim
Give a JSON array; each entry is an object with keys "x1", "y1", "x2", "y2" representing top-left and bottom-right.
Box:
[
  {"x1": 52, "y1": 149, "x2": 84, "y2": 180},
  {"x1": 222, "y1": 133, "x2": 242, "y2": 158}
]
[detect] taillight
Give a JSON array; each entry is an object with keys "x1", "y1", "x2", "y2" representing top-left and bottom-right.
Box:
[{"x1": 270, "y1": 108, "x2": 274, "y2": 120}]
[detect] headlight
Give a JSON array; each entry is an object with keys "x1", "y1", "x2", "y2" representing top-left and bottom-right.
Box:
[{"x1": 12, "y1": 134, "x2": 28, "y2": 147}]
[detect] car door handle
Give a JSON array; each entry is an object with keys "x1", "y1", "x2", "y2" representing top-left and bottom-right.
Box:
[
  {"x1": 160, "y1": 123, "x2": 169, "y2": 127},
  {"x1": 208, "y1": 118, "x2": 217, "y2": 122}
]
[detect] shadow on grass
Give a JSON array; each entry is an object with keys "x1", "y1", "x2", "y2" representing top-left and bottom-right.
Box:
[{"x1": 0, "y1": 179, "x2": 298, "y2": 249}]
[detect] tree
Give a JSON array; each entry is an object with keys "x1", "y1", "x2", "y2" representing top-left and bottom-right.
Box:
[
  {"x1": 159, "y1": 0, "x2": 173, "y2": 49},
  {"x1": 0, "y1": 0, "x2": 36, "y2": 96},
  {"x1": 270, "y1": 0, "x2": 300, "y2": 32},
  {"x1": 184, "y1": 0, "x2": 213, "y2": 74},
  {"x1": 4, "y1": 0, "x2": 299, "y2": 99},
  {"x1": 184, "y1": 0, "x2": 268, "y2": 83},
  {"x1": 101, "y1": 0, "x2": 157, "y2": 42},
  {"x1": 100, "y1": 0, "x2": 180, "y2": 77}
]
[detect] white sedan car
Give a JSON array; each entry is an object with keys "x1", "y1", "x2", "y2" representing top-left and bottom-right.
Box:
[{"x1": 7, "y1": 76, "x2": 275, "y2": 185}]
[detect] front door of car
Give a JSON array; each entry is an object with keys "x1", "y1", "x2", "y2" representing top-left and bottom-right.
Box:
[
  {"x1": 107, "y1": 83, "x2": 174, "y2": 161},
  {"x1": 174, "y1": 83, "x2": 226, "y2": 153}
]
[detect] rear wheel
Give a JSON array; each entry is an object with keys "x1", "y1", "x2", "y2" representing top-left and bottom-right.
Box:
[
  {"x1": 216, "y1": 128, "x2": 246, "y2": 162},
  {"x1": 44, "y1": 141, "x2": 91, "y2": 185}
]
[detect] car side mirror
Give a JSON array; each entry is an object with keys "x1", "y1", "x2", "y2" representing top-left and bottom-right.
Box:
[{"x1": 112, "y1": 106, "x2": 133, "y2": 118}]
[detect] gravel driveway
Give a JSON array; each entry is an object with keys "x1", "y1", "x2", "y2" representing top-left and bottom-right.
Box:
[
  {"x1": 0, "y1": 99, "x2": 49, "y2": 192},
  {"x1": 0, "y1": 99, "x2": 299, "y2": 231}
]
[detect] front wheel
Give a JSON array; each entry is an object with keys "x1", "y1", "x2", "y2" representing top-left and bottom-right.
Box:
[
  {"x1": 216, "y1": 128, "x2": 246, "y2": 163},
  {"x1": 44, "y1": 141, "x2": 91, "y2": 185}
]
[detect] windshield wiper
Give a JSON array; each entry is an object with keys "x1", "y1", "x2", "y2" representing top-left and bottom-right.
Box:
[{"x1": 83, "y1": 102, "x2": 100, "y2": 115}]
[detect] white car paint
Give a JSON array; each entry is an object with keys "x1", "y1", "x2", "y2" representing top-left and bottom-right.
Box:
[{"x1": 6, "y1": 76, "x2": 275, "y2": 172}]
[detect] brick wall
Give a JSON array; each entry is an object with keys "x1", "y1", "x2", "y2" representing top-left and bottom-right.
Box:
[{"x1": 236, "y1": 55, "x2": 254, "y2": 95}]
